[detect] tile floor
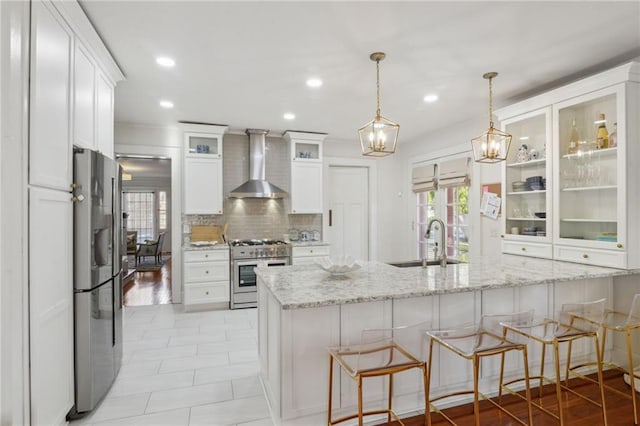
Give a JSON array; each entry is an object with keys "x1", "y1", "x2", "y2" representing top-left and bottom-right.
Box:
[{"x1": 71, "y1": 304, "x2": 274, "y2": 426}]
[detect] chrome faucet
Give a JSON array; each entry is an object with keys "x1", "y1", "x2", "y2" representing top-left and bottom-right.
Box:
[{"x1": 425, "y1": 218, "x2": 447, "y2": 268}]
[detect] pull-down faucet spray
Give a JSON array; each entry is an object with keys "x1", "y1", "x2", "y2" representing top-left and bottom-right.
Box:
[{"x1": 425, "y1": 218, "x2": 447, "y2": 268}]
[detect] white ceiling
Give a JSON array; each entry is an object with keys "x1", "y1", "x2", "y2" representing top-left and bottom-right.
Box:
[{"x1": 81, "y1": 1, "x2": 640, "y2": 144}]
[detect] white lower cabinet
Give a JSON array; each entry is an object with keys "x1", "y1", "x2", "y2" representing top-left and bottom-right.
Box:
[
  {"x1": 29, "y1": 187, "x2": 74, "y2": 426},
  {"x1": 291, "y1": 245, "x2": 330, "y2": 265},
  {"x1": 502, "y1": 239, "x2": 553, "y2": 258},
  {"x1": 554, "y1": 244, "x2": 626, "y2": 269},
  {"x1": 183, "y1": 249, "x2": 229, "y2": 307}
]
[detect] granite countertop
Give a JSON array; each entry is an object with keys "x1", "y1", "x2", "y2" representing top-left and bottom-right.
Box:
[
  {"x1": 256, "y1": 256, "x2": 638, "y2": 310},
  {"x1": 183, "y1": 243, "x2": 229, "y2": 251},
  {"x1": 289, "y1": 241, "x2": 330, "y2": 247}
]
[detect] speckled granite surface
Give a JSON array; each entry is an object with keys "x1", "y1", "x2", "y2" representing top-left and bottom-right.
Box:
[
  {"x1": 183, "y1": 243, "x2": 230, "y2": 251},
  {"x1": 256, "y1": 256, "x2": 638, "y2": 310},
  {"x1": 289, "y1": 241, "x2": 330, "y2": 247}
]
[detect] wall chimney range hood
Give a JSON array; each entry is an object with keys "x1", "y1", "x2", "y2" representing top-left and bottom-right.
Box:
[{"x1": 229, "y1": 129, "x2": 288, "y2": 199}]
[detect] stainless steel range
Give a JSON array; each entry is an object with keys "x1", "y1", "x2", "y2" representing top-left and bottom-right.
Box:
[{"x1": 230, "y1": 239, "x2": 291, "y2": 309}]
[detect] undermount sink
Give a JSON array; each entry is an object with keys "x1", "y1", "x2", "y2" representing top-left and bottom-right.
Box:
[{"x1": 387, "y1": 259, "x2": 462, "y2": 268}]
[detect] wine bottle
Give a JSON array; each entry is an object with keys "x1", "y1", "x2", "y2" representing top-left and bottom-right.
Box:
[
  {"x1": 568, "y1": 118, "x2": 579, "y2": 154},
  {"x1": 596, "y1": 113, "x2": 609, "y2": 149},
  {"x1": 609, "y1": 122, "x2": 618, "y2": 148}
]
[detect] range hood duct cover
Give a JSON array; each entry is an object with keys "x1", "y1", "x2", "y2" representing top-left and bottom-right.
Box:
[{"x1": 229, "y1": 129, "x2": 288, "y2": 199}]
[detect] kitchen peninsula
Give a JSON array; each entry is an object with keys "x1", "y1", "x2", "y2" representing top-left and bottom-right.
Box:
[{"x1": 256, "y1": 256, "x2": 639, "y2": 424}]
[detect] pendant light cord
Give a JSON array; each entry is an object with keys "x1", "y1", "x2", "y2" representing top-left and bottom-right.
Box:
[
  {"x1": 376, "y1": 58, "x2": 381, "y2": 119},
  {"x1": 488, "y1": 76, "x2": 494, "y2": 128}
]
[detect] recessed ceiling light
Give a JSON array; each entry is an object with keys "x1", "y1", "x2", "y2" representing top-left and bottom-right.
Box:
[
  {"x1": 423, "y1": 94, "x2": 439, "y2": 103},
  {"x1": 159, "y1": 100, "x2": 174, "y2": 109},
  {"x1": 306, "y1": 78, "x2": 323, "y2": 88},
  {"x1": 283, "y1": 112, "x2": 295, "y2": 120},
  {"x1": 156, "y1": 57, "x2": 175, "y2": 67}
]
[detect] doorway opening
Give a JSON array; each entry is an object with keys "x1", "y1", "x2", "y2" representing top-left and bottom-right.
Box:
[{"x1": 118, "y1": 156, "x2": 172, "y2": 306}]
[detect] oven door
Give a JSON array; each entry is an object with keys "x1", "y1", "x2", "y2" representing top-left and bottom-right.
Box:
[{"x1": 233, "y1": 258, "x2": 289, "y2": 294}]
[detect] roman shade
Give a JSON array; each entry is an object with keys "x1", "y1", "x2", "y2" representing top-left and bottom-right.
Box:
[
  {"x1": 412, "y1": 164, "x2": 437, "y2": 193},
  {"x1": 438, "y1": 157, "x2": 470, "y2": 188}
]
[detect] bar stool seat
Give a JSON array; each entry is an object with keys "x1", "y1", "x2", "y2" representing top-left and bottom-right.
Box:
[
  {"x1": 426, "y1": 310, "x2": 534, "y2": 426},
  {"x1": 501, "y1": 298, "x2": 608, "y2": 425},
  {"x1": 327, "y1": 322, "x2": 430, "y2": 426}
]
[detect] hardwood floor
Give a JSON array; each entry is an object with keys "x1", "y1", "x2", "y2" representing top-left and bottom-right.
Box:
[
  {"x1": 381, "y1": 370, "x2": 636, "y2": 425},
  {"x1": 123, "y1": 256, "x2": 172, "y2": 306}
]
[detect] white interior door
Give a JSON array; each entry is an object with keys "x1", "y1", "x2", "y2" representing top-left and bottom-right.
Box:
[{"x1": 326, "y1": 166, "x2": 369, "y2": 260}]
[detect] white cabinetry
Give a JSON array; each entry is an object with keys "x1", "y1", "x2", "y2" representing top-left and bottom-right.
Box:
[
  {"x1": 95, "y1": 70, "x2": 115, "y2": 158},
  {"x1": 292, "y1": 244, "x2": 330, "y2": 265},
  {"x1": 28, "y1": 2, "x2": 124, "y2": 425},
  {"x1": 500, "y1": 108, "x2": 552, "y2": 258},
  {"x1": 30, "y1": 1, "x2": 73, "y2": 191},
  {"x1": 73, "y1": 43, "x2": 95, "y2": 150},
  {"x1": 73, "y1": 43, "x2": 115, "y2": 158},
  {"x1": 283, "y1": 131, "x2": 327, "y2": 214},
  {"x1": 182, "y1": 125, "x2": 227, "y2": 215},
  {"x1": 183, "y1": 249, "x2": 230, "y2": 307},
  {"x1": 496, "y1": 62, "x2": 640, "y2": 268},
  {"x1": 29, "y1": 187, "x2": 74, "y2": 425}
]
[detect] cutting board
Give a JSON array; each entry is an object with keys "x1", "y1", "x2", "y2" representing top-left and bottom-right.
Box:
[{"x1": 191, "y1": 225, "x2": 223, "y2": 243}]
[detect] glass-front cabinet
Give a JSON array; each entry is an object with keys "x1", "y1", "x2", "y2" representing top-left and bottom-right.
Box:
[
  {"x1": 501, "y1": 108, "x2": 552, "y2": 257},
  {"x1": 185, "y1": 132, "x2": 223, "y2": 158},
  {"x1": 553, "y1": 85, "x2": 627, "y2": 267},
  {"x1": 496, "y1": 61, "x2": 639, "y2": 268}
]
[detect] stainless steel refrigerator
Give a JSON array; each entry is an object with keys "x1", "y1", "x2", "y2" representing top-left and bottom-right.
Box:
[{"x1": 70, "y1": 149, "x2": 123, "y2": 416}]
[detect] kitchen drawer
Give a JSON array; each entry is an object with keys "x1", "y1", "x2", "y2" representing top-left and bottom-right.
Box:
[
  {"x1": 184, "y1": 261, "x2": 229, "y2": 282},
  {"x1": 502, "y1": 240, "x2": 552, "y2": 259},
  {"x1": 292, "y1": 245, "x2": 330, "y2": 258},
  {"x1": 554, "y1": 245, "x2": 626, "y2": 269},
  {"x1": 184, "y1": 249, "x2": 228, "y2": 263},
  {"x1": 184, "y1": 282, "x2": 228, "y2": 304}
]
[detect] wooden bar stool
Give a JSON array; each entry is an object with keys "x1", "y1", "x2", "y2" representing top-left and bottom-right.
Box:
[
  {"x1": 327, "y1": 322, "x2": 430, "y2": 426},
  {"x1": 501, "y1": 298, "x2": 608, "y2": 425},
  {"x1": 426, "y1": 310, "x2": 534, "y2": 426}
]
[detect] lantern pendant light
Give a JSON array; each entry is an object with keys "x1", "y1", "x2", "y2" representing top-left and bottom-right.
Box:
[
  {"x1": 471, "y1": 72, "x2": 512, "y2": 163},
  {"x1": 358, "y1": 52, "x2": 400, "y2": 157}
]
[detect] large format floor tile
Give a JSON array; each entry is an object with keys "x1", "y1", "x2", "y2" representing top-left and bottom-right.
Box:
[{"x1": 70, "y1": 305, "x2": 272, "y2": 426}]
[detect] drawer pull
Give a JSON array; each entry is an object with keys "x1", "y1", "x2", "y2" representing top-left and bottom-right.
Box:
[
  {"x1": 205, "y1": 270, "x2": 209, "y2": 274},
  {"x1": 500, "y1": 234, "x2": 504, "y2": 238},
  {"x1": 582, "y1": 254, "x2": 589, "y2": 259},
  {"x1": 310, "y1": 250, "x2": 313, "y2": 253},
  {"x1": 205, "y1": 254, "x2": 209, "y2": 258},
  {"x1": 617, "y1": 243, "x2": 623, "y2": 248},
  {"x1": 521, "y1": 247, "x2": 526, "y2": 251},
  {"x1": 205, "y1": 291, "x2": 209, "y2": 295}
]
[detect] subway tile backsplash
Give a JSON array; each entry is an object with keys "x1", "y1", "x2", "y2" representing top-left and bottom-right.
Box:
[{"x1": 182, "y1": 134, "x2": 322, "y2": 243}]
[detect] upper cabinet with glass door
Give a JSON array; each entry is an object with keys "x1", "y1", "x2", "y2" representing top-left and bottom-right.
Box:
[
  {"x1": 553, "y1": 85, "x2": 628, "y2": 267},
  {"x1": 185, "y1": 131, "x2": 223, "y2": 158},
  {"x1": 496, "y1": 61, "x2": 640, "y2": 268}
]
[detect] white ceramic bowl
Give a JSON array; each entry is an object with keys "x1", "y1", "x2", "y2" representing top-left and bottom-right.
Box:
[{"x1": 315, "y1": 255, "x2": 362, "y2": 274}]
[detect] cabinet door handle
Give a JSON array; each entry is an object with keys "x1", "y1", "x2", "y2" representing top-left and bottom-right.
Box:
[
  {"x1": 582, "y1": 254, "x2": 589, "y2": 259},
  {"x1": 205, "y1": 291, "x2": 209, "y2": 295},
  {"x1": 329, "y1": 209, "x2": 332, "y2": 227},
  {"x1": 205, "y1": 254, "x2": 209, "y2": 258},
  {"x1": 500, "y1": 234, "x2": 504, "y2": 238},
  {"x1": 205, "y1": 270, "x2": 209, "y2": 274},
  {"x1": 617, "y1": 243, "x2": 623, "y2": 248},
  {"x1": 521, "y1": 247, "x2": 526, "y2": 251}
]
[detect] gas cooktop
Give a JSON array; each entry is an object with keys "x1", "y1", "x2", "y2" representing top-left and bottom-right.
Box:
[{"x1": 229, "y1": 239, "x2": 289, "y2": 247}]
